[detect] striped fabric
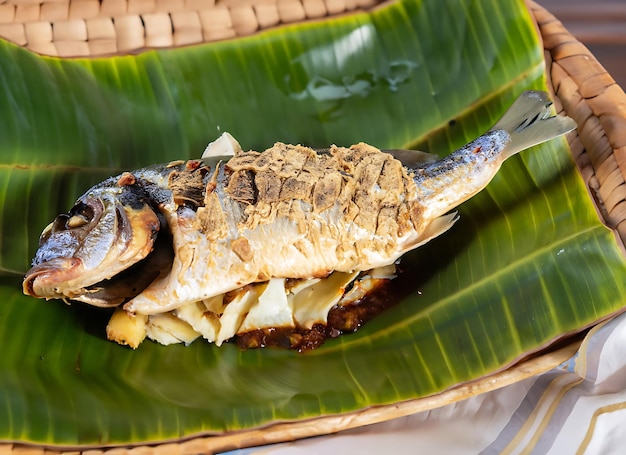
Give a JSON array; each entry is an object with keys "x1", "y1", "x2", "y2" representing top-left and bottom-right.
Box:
[{"x1": 225, "y1": 311, "x2": 626, "y2": 454}]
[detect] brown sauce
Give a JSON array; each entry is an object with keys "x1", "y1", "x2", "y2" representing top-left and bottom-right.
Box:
[{"x1": 234, "y1": 278, "x2": 398, "y2": 352}]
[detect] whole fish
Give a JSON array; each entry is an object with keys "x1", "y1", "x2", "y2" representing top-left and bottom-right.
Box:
[{"x1": 23, "y1": 91, "x2": 576, "y2": 349}]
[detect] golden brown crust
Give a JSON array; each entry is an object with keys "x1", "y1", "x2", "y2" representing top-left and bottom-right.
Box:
[
  {"x1": 223, "y1": 142, "x2": 421, "y2": 241},
  {"x1": 196, "y1": 191, "x2": 230, "y2": 240},
  {"x1": 116, "y1": 171, "x2": 137, "y2": 187},
  {"x1": 231, "y1": 237, "x2": 254, "y2": 262},
  {"x1": 167, "y1": 161, "x2": 210, "y2": 207}
]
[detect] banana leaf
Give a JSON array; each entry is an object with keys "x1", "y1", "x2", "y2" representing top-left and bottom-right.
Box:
[{"x1": 1, "y1": 0, "x2": 626, "y2": 449}]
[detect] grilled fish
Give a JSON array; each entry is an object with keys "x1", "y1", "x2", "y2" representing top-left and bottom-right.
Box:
[{"x1": 23, "y1": 91, "x2": 576, "y2": 349}]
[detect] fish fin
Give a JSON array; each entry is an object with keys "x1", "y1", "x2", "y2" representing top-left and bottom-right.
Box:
[
  {"x1": 398, "y1": 212, "x2": 459, "y2": 255},
  {"x1": 383, "y1": 149, "x2": 439, "y2": 167},
  {"x1": 201, "y1": 132, "x2": 242, "y2": 158},
  {"x1": 490, "y1": 90, "x2": 577, "y2": 159},
  {"x1": 415, "y1": 212, "x2": 459, "y2": 247}
]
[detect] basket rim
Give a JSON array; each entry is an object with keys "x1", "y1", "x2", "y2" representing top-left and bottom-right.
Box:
[
  {"x1": 0, "y1": 0, "x2": 387, "y2": 57},
  {"x1": 528, "y1": 0, "x2": 626, "y2": 249}
]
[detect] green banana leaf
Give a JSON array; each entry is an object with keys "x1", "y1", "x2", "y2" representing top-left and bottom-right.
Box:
[{"x1": 1, "y1": 0, "x2": 626, "y2": 448}]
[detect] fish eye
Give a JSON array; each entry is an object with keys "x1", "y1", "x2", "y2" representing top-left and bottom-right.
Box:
[
  {"x1": 66, "y1": 202, "x2": 95, "y2": 229},
  {"x1": 39, "y1": 221, "x2": 54, "y2": 244},
  {"x1": 66, "y1": 215, "x2": 89, "y2": 229}
]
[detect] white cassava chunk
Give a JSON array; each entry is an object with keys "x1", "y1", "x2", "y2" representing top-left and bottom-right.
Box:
[
  {"x1": 146, "y1": 313, "x2": 201, "y2": 346},
  {"x1": 106, "y1": 308, "x2": 148, "y2": 349},
  {"x1": 201, "y1": 132, "x2": 241, "y2": 158},
  {"x1": 291, "y1": 271, "x2": 358, "y2": 329},
  {"x1": 175, "y1": 295, "x2": 225, "y2": 343},
  {"x1": 239, "y1": 278, "x2": 294, "y2": 333},
  {"x1": 216, "y1": 287, "x2": 258, "y2": 345},
  {"x1": 106, "y1": 266, "x2": 397, "y2": 348},
  {"x1": 339, "y1": 265, "x2": 396, "y2": 306},
  {"x1": 286, "y1": 277, "x2": 321, "y2": 295},
  {"x1": 366, "y1": 264, "x2": 397, "y2": 280}
]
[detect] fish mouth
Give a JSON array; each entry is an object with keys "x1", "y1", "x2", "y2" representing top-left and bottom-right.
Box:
[{"x1": 23, "y1": 257, "x2": 85, "y2": 299}]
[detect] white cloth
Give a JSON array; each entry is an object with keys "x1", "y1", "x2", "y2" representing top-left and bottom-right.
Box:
[{"x1": 224, "y1": 311, "x2": 626, "y2": 454}]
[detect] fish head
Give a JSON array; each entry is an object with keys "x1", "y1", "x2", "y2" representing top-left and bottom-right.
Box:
[{"x1": 23, "y1": 180, "x2": 169, "y2": 307}]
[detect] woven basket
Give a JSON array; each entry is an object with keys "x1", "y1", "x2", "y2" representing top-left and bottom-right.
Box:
[
  {"x1": 1, "y1": 0, "x2": 625, "y2": 453},
  {"x1": 0, "y1": 0, "x2": 384, "y2": 56},
  {"x1": 528, "y1": 1, "x2": 626, "y2": 246}
]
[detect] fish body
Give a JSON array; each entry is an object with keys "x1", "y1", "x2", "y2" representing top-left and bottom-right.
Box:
[{"x1": 23, "y1": 91, "x2": 577, "y2": 348}]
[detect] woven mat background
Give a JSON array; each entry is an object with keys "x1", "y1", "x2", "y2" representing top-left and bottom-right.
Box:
[{"x1": 0, "y1": 0, "x2": 384, "y2": 56}]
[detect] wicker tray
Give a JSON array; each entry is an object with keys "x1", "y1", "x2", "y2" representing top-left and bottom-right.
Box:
[
  {"x1": 1, "y1": 0, "x2": 625, "y2": 453},
  {"x1": 0, "y1": 0, "x2": 384, "y2": 57},
  {"x1": 529, "y1": 0, "x2": 626, "y2": 246}
]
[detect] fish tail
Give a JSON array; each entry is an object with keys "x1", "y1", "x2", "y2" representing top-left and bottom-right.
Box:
[{"x1": 490, "y1": 90, "x2": 577, "y2": 159}]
